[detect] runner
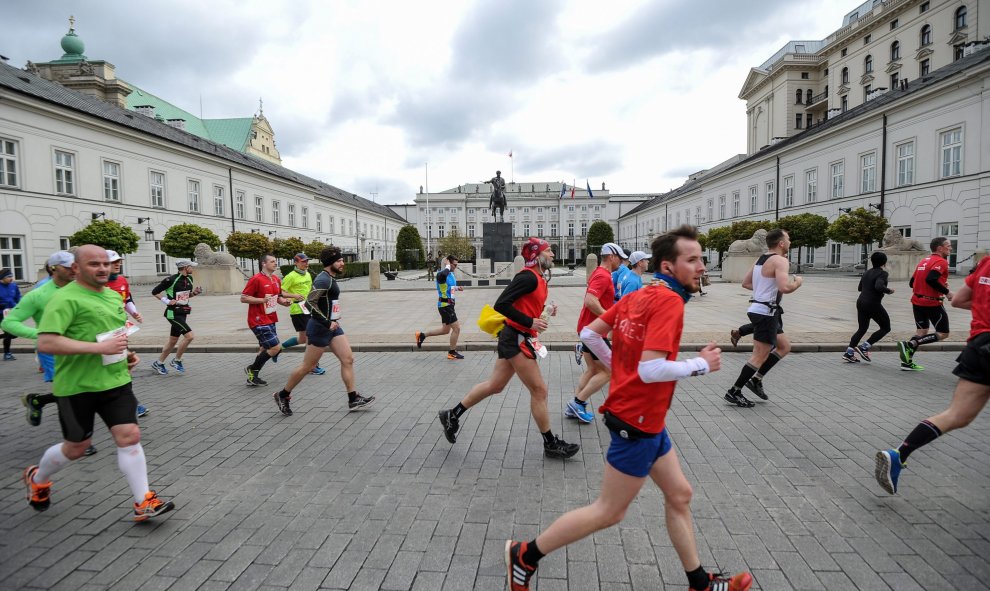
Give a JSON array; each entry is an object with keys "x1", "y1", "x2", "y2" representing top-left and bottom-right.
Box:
[
  {"x1": 896, "y1": 237, "x2": 953, "y2": 371},
  {"x1": 875, "y1": 253, "x2": 990, "y2": 494},
  {"x1": 415, "y1": 254, "x2": 465, "y2": 359},
  {"x1": 271, "y1": 247, "x2": 374, "y2": 415},
  {"x1": 438, "y1": 237, "x2": 579, "y2": 459},
  {"x1": 241, "y1": 253, "x2": 291, "y2": 387},
  {"x1": 278, "y1": 253, "x2": 326, "y2": 375},
  {"x1": 843, "y1": 251, "x2": 894, "y2": 363},
  {"x1": 617, "y1": 250, "x2": 651, "y2": 299},
  {"x1": 23, "y1": 245, "x2": 175, "y2": 521},
  {"x1": 724, "y1": 229, "x2": 802, "y2": 407},
  {"x1": 0, "y1": 267, "x2": 21, "y2": 360},
  {"x1": 150, "y1": 259, "x2": 201, "y2": 376},
  {"x1": 106, "y1": 251, "x2": 148, "y2": 418},
  {"x1": 504, "y1": 226, "x2": 752, "y2": 591},
  {"x1": 611, "y1": 253, "x2": 631, "y2": 301},
  {"x1": 566, "y1": 243, "x2": 626, "y2": 424}
]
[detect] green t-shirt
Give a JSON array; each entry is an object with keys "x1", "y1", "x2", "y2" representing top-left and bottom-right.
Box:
[
  {"x1": 37, "y1": 282, "x2": 131, "y2": 396},
  {"x1": 0, "y1": 280, "x2": 58, "y2": 339},
  {"x1": 280, "y1": 268, "x2": 313, "y2": 315}
]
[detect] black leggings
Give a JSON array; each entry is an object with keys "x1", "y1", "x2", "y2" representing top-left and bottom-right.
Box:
[
  {"x1": 849, "y1": 301, "x2": 891, "y2": 348},
  {"x1": 2, "y1": 333, "x2": 12, "y2": 355}
]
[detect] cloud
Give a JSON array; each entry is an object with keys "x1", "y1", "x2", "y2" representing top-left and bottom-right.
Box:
[
  {"x1": 520, "y1": 142, "x2": 625, "y2": 178},
  {"x1": 389, "y1": 82, "x2": 513, "y2": 148}
]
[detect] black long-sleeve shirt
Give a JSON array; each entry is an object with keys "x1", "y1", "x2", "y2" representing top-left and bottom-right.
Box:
[
  {"x1": 857, "y1": 267, "x2": 893, "y2": 305},
  {"x1": 493, "y1": 270, "x2": 537, "y2": 329}
]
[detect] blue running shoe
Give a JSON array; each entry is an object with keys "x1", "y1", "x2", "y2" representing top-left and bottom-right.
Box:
[
  {"x1": 136, "y1": 405, "x2": 148, "y2": 418},
  {"x1": 151, "y1": 360, "x2": 167, "y2": 375},
  {"x1": 310, "y1": 366, "x2": 327, "y2": 375},
  {"x1": 565, "y1": 400, "x2": 594, "y2": 424},
  {"x1": 875, "y1": 449, "x2": 902, "y2": 494},
  {"x1": 169, "y1": 359, "x2": 185, "y2": 373}
]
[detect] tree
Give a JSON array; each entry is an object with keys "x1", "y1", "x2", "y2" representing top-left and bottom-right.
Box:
[
  {"x1": 730, "y1": 219, "x2": 775, "y2": 241},
  {"x1": 696, "y1": 231, "x2": 708, "y2": 252},
  {"x1": 396, "y1": 225, "x2": 425, "y2": 269},
  {"x1": 225, "y1": 231, "x2": 271, "y2": 260},
  {"x1": 826, "y1": 207, "x2": 890, "y2": 264},
  {"x1": 438, "y1": 229, "x2": 475, "y2": 261},
  {"x1": 586, "y1": 220, "x2": 614, "y2": 252},
  {"x1": 160, "y1": 223, "x2": 221, "y2": 259},
  {"x1": 779, "y1": 212, "x2": 829, "y2": 272},
  {"x1": 706, "y1": 226, "x2": 734, "y2": 264},
  {"x1": 272, "y1": 236, "x2": 305, "y2": 262},
  {"x1": 303, "y1": 239, "x2": 329, "y2": 260},
  {"x1": 69, "y1": 219, "x2": 140, "y2": 255}
]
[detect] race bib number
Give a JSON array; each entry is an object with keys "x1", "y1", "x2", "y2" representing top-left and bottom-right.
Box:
[
  {"x1": 264, "y1": 294, "x2": 277, "y2": 314},
  {"x1": 175, "y1": 290, "x2": 191, "y2": 305},
  {"x1": 530, "y1": 338, "x2": 548, "y2": 359},
  {"x1": 299, "y1": 300, "x2": 311, "y2": 315},
  {"x1": 96, "y1": 323, "x2": 140, "y2": 366},
  {"x1": 330, "y1": 299, "x2": 341, "y2": 320}
]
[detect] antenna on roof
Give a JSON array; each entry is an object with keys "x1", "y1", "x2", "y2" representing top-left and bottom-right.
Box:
[{"x1": 199, "y1": 93, "x2": 203, "y2": 119}]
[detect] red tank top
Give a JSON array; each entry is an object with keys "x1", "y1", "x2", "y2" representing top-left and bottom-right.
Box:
[
  {"x1": 504, "y1": 267, "x2": 548, "y2": 336},
  {"x1": 106, "y1": 275, "x2": 131, "y2": 303},
  {"x1": 910, "y1": 254, "x2": 949, "y2": 307}
]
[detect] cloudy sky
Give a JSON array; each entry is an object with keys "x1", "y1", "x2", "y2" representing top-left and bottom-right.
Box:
[{"x1": 4, "y1": 0, "x2": 854, "y2": 203}]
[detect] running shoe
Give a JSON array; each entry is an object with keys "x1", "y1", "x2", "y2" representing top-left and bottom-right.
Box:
[
  {"x1": 842, "y1": 350, "x2": 860, "y2": 363},
  {"x1": 900, "y1": 361, "x2": 924, "y2": 371},
  {"x1": 4, "y1": 353, "x2": 16, "y2": 360},
  {"x1": 573, "y1": 343, "x2": 583, "y2": 365},
  {"x1": 724, "y1": 389, "x2": 755, "y2": 408},
  {"x1": 438, "y1": 409, "x2": 459, "y2": 443},
  {"x1": 505, "y1": 540, "x2": 538, "y2": 591},
  {"x1": 416, "y1": 331, "x2": 426, "y2": 349},
  {"x1": 169, "y1": 359, "x2": 185, "y2": 373},
  {"x1": 855, "y1": 344, "x2": 872, "y2": 362},
  {"x1": 690, "y1": 571, "x2": 754, "y2": 591},
  {"x1": 348, "y1": 393, "x2": 375, "y2": 410},
  {"x1": 244, "y1": 365, "x2": 268, "y2": 386},
  {"x1": 730, "y1": 329, "x2": 741, "y2": 348},
  {"x1": 273, "y1": 391, "x2": 292, "y2": 416},
  {"x1": 310, "y1": 366, "x2": 327, "y2": 375},
  {"x1": 875, "y1": 449, "x2": 902, "y2": 494},
  {"x1": 24, "y1": 465, "x2": 51, "y2": 511},
  {"x1": 447, "y1": 351, "x2": 465, "y2": 360},
  {"x1": 136, "y1": 405, "x2": 148, "y2": 418},
  {"x1": 745, "y1": 378, "x2": 768, "y2": 400},
  {"x1": 271, "y1": 352, "x2": 279, "y2": 364},
  {"x1": 133, "y1": 490, "x2": 175, "y2": 522},
  {"x1": 151, "y1": 360, "x2": 168, "y2": 375},
  {"x1": 83, "y1": 446, "x2": 98, "y2": 456},
  {"x1": 543, "y1": 436, "x2": 580, "y2": 459},
  {"x1": 565, "y1": 400, "x2": 594, "y2": 424},
  {"x1": 22, "y1": 393, "x2": 43, "y2": 427},
  {"x1": 896, "y1": 340, "x2": 912, "y2": 364}
]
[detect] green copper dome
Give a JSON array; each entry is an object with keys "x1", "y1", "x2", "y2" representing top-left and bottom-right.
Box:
[{"x1": 55, "y1": 17, "x2": 87, "y2": 62}]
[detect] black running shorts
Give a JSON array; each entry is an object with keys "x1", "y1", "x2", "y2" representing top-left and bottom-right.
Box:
[
  {"x1": 167, "y1": 314, "x2": 192, "y2": 337},
  {"x1": 912, "y1": 304, "x2": 950, "y2": 333},
  {"x1": 747, "y1": 311, "x2": 783, "y2": 346},
  {"x1": 291, "y1": 313, "x2": 310, "y2": 332},
  {"x1": 56, "y1": 383, "x2": 138, "y2": 443},
  {"x1": 497, "y1": 324, "x2": 533, "y2": 360},
  {"x1": 581, "y1": 338, "x2": 612, "y2": 361},
  {"x1": 306, "y1": 319, "x2": 344, "y2": 348},
  {"x1": 438, "y1": 305, "x2": 458, "y2": 325},
  {"x1": 952, "y1": 332, "x2": 990, "y2": 386}
]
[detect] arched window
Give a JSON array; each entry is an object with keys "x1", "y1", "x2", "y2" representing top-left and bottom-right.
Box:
[
  {"x1": 841, "y1": 67, "x2": 849, "y2": 84},
  {"x1": 806, "y1": 88, "x2": 813, "y2": 103},
  {"x1": 955, "y1": 6, "x2": 967, "y2": 29},
  {"x1": 796, "y1": 89, "x2": 803, "y2": 104},
  {"x1": 865, "y1": 54, "x2": 873, "y2": 72},
  {"x1": 920, "y1": 24, "x2": 932, "y2": 46},
  {"x1": 890, "y1": 40, "x2": 900, "y2": 60}
]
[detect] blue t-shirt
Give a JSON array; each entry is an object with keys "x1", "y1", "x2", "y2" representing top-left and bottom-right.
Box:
[
  {"x1": 611, "y1": 265, "x2": 631, "y2": 301},
  {"x1": 436, "y1": 267, "x2": 457, "y2": 307},
  {"x1": 618, "y1": 270, "x2": 645, "y2": 299}
]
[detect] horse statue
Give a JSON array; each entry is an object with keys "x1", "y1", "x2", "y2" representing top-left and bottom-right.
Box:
[{"x1": 484, "y1": 170, "x2": 507, "y2": 222}]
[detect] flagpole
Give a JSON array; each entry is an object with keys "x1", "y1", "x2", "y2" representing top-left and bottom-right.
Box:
[
  {"x1": 510, "y1": 151, "x2": 514, "y2": 184},
  {"x1": 425, "y1": 162, "x2": 430, "y2": 257}
]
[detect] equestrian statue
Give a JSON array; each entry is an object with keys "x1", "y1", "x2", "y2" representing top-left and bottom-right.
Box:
[{"x1": 484, "y1": 170, "x2": 507, "y2": 222}]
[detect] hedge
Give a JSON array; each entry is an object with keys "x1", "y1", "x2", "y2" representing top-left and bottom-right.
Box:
[{"x1": 279, "y1": 261, "x2": 401, "y2": 279}]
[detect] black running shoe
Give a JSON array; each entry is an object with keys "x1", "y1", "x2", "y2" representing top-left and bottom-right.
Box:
[
  {"x1": 505, "y1": 540, "x2": 538, "y2": 591},
  {"x1": 745, "y1": 378, "x2": 768, "y2": 400},
  {"x1": 416, "y1": 331, "x2": 426, "y2": 349},
  {"x1": 245, "y1": 366, "x2": 267, "y2": 386},
  {"x1": 273, "y1": 391, "x2": 292, "y2": 416},
  {"x1": 725, "y1": 389, "x2": 755, "y2": 408},
  {"x1": 83, "y1": 445, "x2": 98, "y2": 456},
  {"x1": 438, "y1": 409, "x2": 459, "y2": 443},
  {"x1": 730, "y1": 329, "x2": 741, "y2": 348},
  {"x1": 348, "y1": 393, "x2": 375, "y2": 411},
  {"x1": 22, "y1": 393, "x2": 43, "y2": 427},
  {"x1": 543, "y1": 436, "x2": 580, "y2": 459}
]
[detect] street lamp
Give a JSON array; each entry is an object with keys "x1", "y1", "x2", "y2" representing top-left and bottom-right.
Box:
[
  {"x1": 868, "y1": 203, "x2": 883, "y2": 212},
  {"x1": 137, "y1": 217, "x2": 155, "y2": 241},
  {"x1": 838, "y1": 207, "x2": 853, "y2": 214},
  {"x1": 91, "y1": 212, "x2": 106, "y2": 220}
]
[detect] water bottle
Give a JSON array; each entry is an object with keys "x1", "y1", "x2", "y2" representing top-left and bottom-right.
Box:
[{"x1": 540, "y1": 300, "x2": 555, "y2": 323}]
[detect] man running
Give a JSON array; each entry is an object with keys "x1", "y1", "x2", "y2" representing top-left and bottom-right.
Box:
[
  {"x1": 896, "y1": 237, "x2": 953, "y2": 371},
  {"x1": 438, "y1": 238, "x2": 578, "y2": 458},
  {"x1": 272, "y1": 247, "x2": 374, "y2": 415},
  {"x1": 566, "y1": 243, "x2": 626, "y2": 424},
  {"x1": 617, "y1": 250, "x2": 651, "y2": 299},
  {"x1": 843, "y1": 251, "x2": 894, "y2": 363},
  {"x1": 278, "y1": 253, "x2": 326, "y2": 375},
  {"x1": 504, "y1": 226, "x2": 751, "y2": 591},
  {"x1": 24, "y1": 245, "x2": 175, "y2": 521},
  {"x1": 725, "y1": 229, "x2": 802, "y2": 407},
  {"x1": 150, "y1": 259, "x2": 201, "y2": 376},
  {"x1": 875, "y1": 253, "x2": 990, "y2": 494},
  {"x1": 241, "y1": 253, "x2": 290, "y2": 387},
  {"x1": 415, "y1": 254, "x2": 465, "y2": 359}
]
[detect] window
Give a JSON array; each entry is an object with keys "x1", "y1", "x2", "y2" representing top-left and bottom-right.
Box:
[
  {"x1": 890, "y1": 19, "x2": 899, "y2": 30},
  {"x1": 784, "y1": 176, "x2": 794, "y2": 207},
  {"x1": 801, "y1": 72, "x2": 809, "y2": 80},
  {"x1": 940, "y1": 127, "x2": 962, "y2": 178},
  {"x1": 920, "y1": 59, "x2": 930, "y2": 76},
  {"x1": 938, "y1": 222, "x2": 959, "y2": 268},
  {"x1": 54, "y1": 150, "x2": 75, "y2": 195},
  {"x1": 96, "y1": 160, "x2": 119, "y2": 202},
  {"x1": 865, "y1": 54, "x2": 873, "y2": 73},
  {"x1": 568, "y1": 222, "x2": 574, "y2": 237},
  {"x1": 706, "y1": 199, "x2": 713, "y2": 221},
  {"x1": 0, "y1": 235, "x2": 25, "y2": 280},
  {"x1": 438, "y1": 224, "x2": 444, "y2": 238},
  {"x1": 955, "y1": 45, "x2": 965, "y2": 61},
  {"x1": 236, "y1": 190, "x2": 245, "y2": 219},
  {"x1": 287, "y1": 203, "x2": 296, "y2": 227},
  {"x1": 213, "y1": 185, "x2": 224, "y2": 216},
  {"x1": 694, "y1": 207, "x2": 701, "y2": 225},
  {"x1": 272, "y1": 200, "x2": 280, "y2": 225},
  {"x1": 864, "y1": 84, "x2": 872, "y2": 101},
  {"x1": 766, "y1": 181, "x2": 775, "y2": 210},
  {"x1": 890, "y1": 41, "x2": 900, "y2": 61},
  {"x1": 841, "y1": 47, "x2": 848, "y2": 57},
  {"x1": 150, "y1": 171, "x2": 165, "y2": 208},
  {"x1": 896, "y1": 141, "x2": 915, "y2": 186},
  {"x1": 890, "y1": 73, "x2": 899, "y2": 89},
  {"x1": 254, "y1": 196, "x2": 263, "y2": 222},
  {"x1": 955, "y1": 6, "x2": 967, "y2": 30},
  {"x1": 806, "y1": 88, "x2": 812, "y2": 104},
  {"x1": 0, "y1": 138, "x2": 17, "y2": 187},
  {"x1": 718, "y1": 195, "x2": 726, "y2": 219},
  {"x1": 861, "y1": 152, "x2": 877, "y2": 193},
  {"x1": 329, "y1": 216, "x2": 335, "y2": 234},
  {"x1": 468, "y1": 224, "x2": 475, "y2": 238},
  {"x1": 920, "y1": 24, "x2": 932, "y2": 46},
  {"x1": 524, "y1": 223, "x2": 531, "y2": 236},
  {"x1": 841, "y1": 96, "x2": 848, "y2": 112},
  {"x1": 920, "y1": 2, "x2": 929, "y2": 13},
  {"x1": 316, "y1": 212, "x2": 323, "y2": 232},
  {"x1": 795, "y1": 113, "x2": 803, "y2": 129},
  {"x1": 841, "y1": 67, "x2": 849, "y2": 84},
  {"x1": 807, "y1": 247, "x2": 816, "y2": 265},
  {"x1": 805, "y1": 169, "x2": 817, "y2": 203},
  {"x1": 795, "y1": 89, "x2": 804, "y2": 104},
  {"x1": 830, "y1": 161, "x2": 844, "y2": 198},
  {"x1": 550, "y1": 222, "x2": 557, "y2": 236},
  {"x1": 186, "y1": 180, "x2": 200, "y2": 212},
  {"x1": 749, "y1": 187, "x2": 758, "y2": 212},
  {"x1": 829, "y1": 243, "x2": 842, "y2": 265},
  {"x1": 301, "y1": 206, "x2": 308, "y2": 228},
  {"x1": 580, "y1": 221, "x2": 588, "y2": 235},
  {"x1": 348, "y1": 220, "x2": 353, "y2": 235},
  {"x1": 864, "y1": 34, "x2": 872, "y2": 44},
  {"x1": 732, "y1": 191, "x2": 740, "y2": 217},
  {"x1": 59, "y1": 236, "x2": 71, "y2": 251},
  {"x1": 154, "y1": 240, "x2": 167, "y2": 274}
]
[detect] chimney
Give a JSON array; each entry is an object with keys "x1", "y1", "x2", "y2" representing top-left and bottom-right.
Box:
[
  {"x1": 167, "y1": 118, "x2": 186, "y2": 131},
  {"x1": 134, "y1": 105, "x2": 155, "y2": 118}
]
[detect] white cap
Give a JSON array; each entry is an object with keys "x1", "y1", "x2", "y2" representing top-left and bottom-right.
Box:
[
  {"x1": 47, "y1": 251, "x2": 74, "y2": 268},
  {"x1": 176, "y1": 259, "x2": 198, "y2": 268},
  {"x1": 628, "y1": 251, "x2": 651, "y2": 265},
  {"x1": 106, "y1": 250, "x2": 122, "y2": 262},
  {"x1": 600, "y1": 243, "x2": 628, "y2": 259}
]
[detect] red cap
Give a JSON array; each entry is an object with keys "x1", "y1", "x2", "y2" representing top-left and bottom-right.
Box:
[{"x1": 522, "y1": 237, "x2": 550, "y2": 267}]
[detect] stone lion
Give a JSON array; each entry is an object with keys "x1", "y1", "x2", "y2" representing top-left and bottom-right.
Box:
[
  {"x1": 193, "y1": 242, "x2": 237, "y2": 265},
  {"x1": 728, "y1": 229, "x2": 768, "y2": 254},
  {"x1": 880, "y1": 227, "x2": 924, "y2": 251}
]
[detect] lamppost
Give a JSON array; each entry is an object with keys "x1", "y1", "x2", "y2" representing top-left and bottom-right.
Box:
[{"x1": 137, "y1": 217, "x2": 155, "y2": 241}]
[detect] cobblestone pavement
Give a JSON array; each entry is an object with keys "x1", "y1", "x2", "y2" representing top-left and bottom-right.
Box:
[{"x1": 1, "y1": 350, "x2": 988, "y2": 590}]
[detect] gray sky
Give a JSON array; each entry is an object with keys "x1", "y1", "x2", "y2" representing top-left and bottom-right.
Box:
[{"x1": 3, "y1": 0, "x2": 853, "y2": 203}]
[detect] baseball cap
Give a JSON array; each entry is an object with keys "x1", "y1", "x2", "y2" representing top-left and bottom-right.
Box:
[
  {"x1": 600, "y1": 243, "x2": 628, "y2": 259},
  {"x1": 628, "y1": 251, "x2": 651, "y2": 266},
  {"x1": 106, "y1": 250, "x2": 122, "y2": 262},
  {"x1": 176, "y1": 259, "x2": 198, "y2": 268},
  {"x1": 47, "y1": 251, "x2": 74, "y2": 268},
  {"x1": 293, "y1": 253, "x2": 309, "y2": 262}
]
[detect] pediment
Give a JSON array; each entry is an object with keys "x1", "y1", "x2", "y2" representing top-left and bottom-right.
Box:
[
  {"x1": 859, "y1": 73, "x2": 875, "y2": 85},
  {"x1": 252, "y1": 115, "x2": 275, "y2": 135},
  {"x1": 739, "y1": 68, "x2": 769, "y2": 99},
  {"x1": 915, "y1": 46, "x2": 934, "y2": 60},
  {"x1": 948, "y1": 30, "x2": 969, "y2": 45},
  {"x1": 885, "y1": 60, "x2": 903, "y2": 74},
  {"x1": 837, "y1": 84, "x2": 850, "y2": 95}
]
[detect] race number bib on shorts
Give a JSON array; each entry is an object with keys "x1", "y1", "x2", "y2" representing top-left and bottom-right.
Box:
[
  {"x1": 264, "y1": 294, "x2": 278, "y2": 314},
  {"x1": 175, "y1": 290, "x2": 191, "y2": 305},
  {"x1": 330, "y1": 300, "x2": 341, "y2": 320},
  {"x1": 96, "y1": 323, "x2": 140, "y2": 365},
  {"x1": 299, "y1": 300, "x2": 311, "y2": 315}
]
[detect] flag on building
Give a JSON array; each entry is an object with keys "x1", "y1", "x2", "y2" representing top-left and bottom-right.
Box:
[
  {"x1": 586, "y1": 179, "x2": 594, "y2": 198},
  {"x1": 558, "y1": 182, "x2": 566, "y2": 199},
  {"x1": 570, "y1": 179, "x2": 576, "y2": 199},
  {"x1": 508, "y1": 150, "x2": 512, "y2": 158}
]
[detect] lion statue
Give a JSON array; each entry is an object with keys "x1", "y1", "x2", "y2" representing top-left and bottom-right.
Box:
[
  {"x1": 728, "y1": 229, "x2": 768, "y2": 254},
  {"x1": 880, "y1": 227, "x2": 924, "y2": 251},
  {"x1": 193, "y1": 242, "x2": 237, "y2": 266}
]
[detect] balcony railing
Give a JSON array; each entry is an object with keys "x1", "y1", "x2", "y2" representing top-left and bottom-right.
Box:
[{"x1": 806, "y1": 87, "x2": 829, "y2": 108}]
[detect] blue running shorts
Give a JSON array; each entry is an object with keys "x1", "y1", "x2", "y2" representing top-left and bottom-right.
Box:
[{"x1": 606, "y1": 428, "x2": 673, "y2": 477}]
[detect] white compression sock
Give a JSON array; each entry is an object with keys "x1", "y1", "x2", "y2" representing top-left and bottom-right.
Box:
[
  {"x1": 117, "y1": 444, "x2": 149, "y2": 504},
  {"x1": 35, "y1": 443, "x2": 71, "y2": 483}
]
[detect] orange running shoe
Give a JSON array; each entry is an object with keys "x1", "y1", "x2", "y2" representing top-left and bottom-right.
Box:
[
  {"x1": 24, "y1": 465, "x2": 51, "y2": 511},
  {"x1": 691, "y1": 571, "x2": 753, "y2": 591},
  {"x1": 133, "y1": 490, "x2": 175, "y2": 522},
  {"x1": 504, "y1": 540, "x2": 537, "y2": 590}
]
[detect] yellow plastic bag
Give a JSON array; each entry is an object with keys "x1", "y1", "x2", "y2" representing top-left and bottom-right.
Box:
[{"x1": 477, "y1": 304, "x2": 506, "y2": 338}]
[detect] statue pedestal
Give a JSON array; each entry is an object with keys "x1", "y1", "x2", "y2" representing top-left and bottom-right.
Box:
[
  {"x1": 722, "y1": 253, "x2": 760, "y2": 283},
  {"x1": 193, "y1": 266, "x2": 246, "y2": 295},
  {"x1": 483, "y1": 223, "x2": 513, "y2": 265},
  {"x1": 882, "y1": 251, "x2": 923, "y2": 281}
]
